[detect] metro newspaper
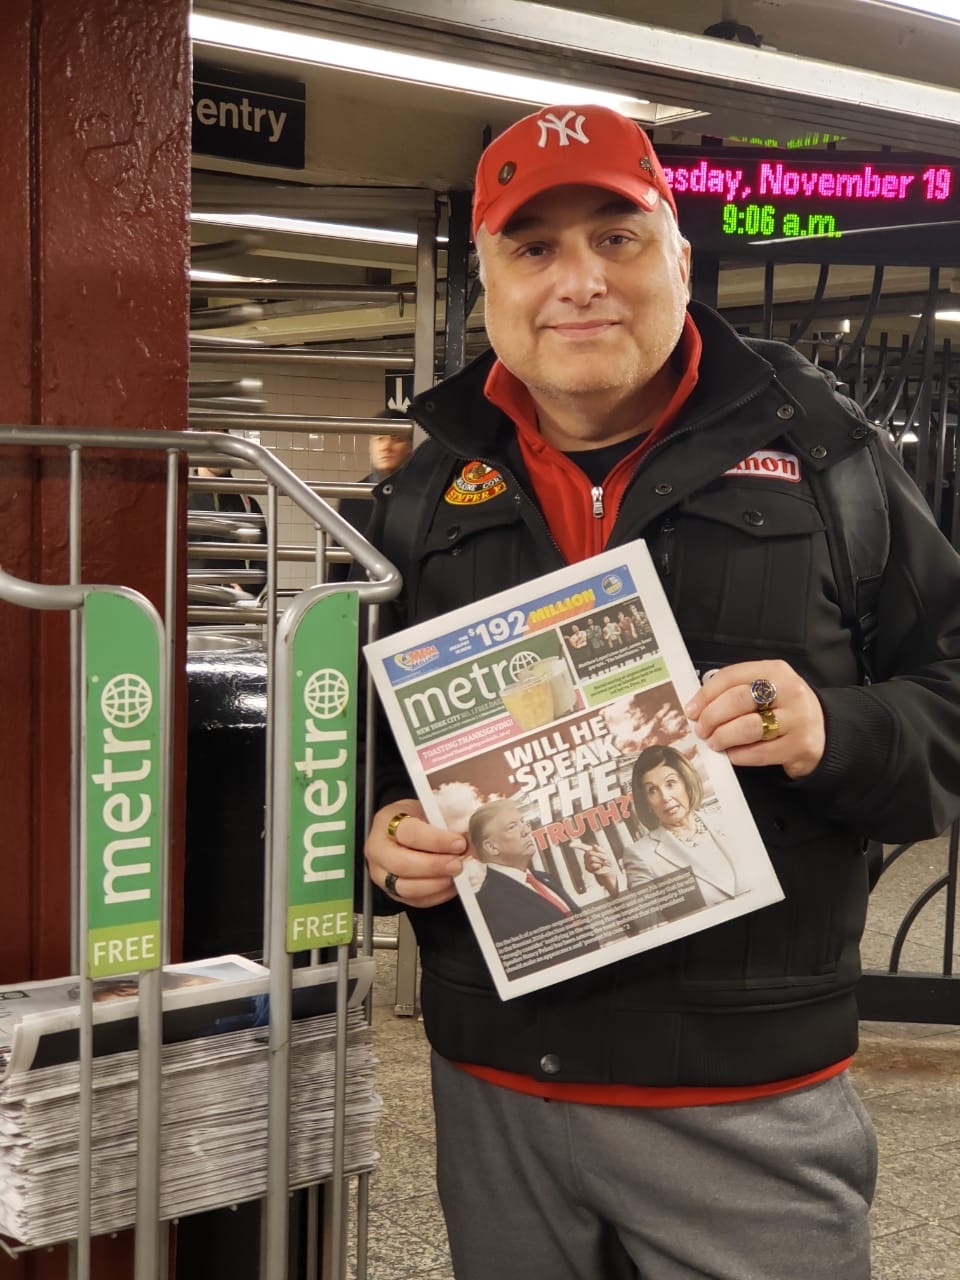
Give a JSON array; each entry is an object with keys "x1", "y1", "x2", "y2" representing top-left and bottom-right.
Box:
[
  {"x1": 0, "y1": 956, "x2": 375, "y2": 1078},
  {"x1": 365, "y1": 543, "x2": 784, "y2": 1000}
]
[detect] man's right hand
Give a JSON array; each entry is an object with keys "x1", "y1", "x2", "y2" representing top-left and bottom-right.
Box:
[{"x1": 365, "y1": 801, "x2": 466, "y2": 909}]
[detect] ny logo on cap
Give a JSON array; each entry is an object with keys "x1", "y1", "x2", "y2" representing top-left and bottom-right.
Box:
[{"x1": 537, "y1": 110, "x2": 589, "y2": 148}]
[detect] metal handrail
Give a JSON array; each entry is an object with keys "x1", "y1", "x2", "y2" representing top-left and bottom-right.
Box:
[
  {"x1": 187, "y1": 410, "x2": 413, "y2": 436},
  {"x1": 0, "y1": 425, "x2": 400, "y2": 602}
]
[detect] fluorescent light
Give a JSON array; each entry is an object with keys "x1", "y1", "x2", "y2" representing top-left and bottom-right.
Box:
[
  {"x1": 935, "y1": 310, "x2": 960, "y2": 321},
  {"x1": 191, "y1": 211, "x2": 419, "y2": 245},
  {"x1": 190, "y1": 269, "x2": 279, "y2": 283},
  {"x1": 190, "y1": 13, "x2": 694, "y2": 120}
]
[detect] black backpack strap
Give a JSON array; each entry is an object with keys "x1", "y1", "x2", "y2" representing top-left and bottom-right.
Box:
[
  {"x1": 816, "y1": 430, "x2": 890, "y2": 681},
  {"x1": 762, "y1": 347, "x2": 891, "y2": 681}
]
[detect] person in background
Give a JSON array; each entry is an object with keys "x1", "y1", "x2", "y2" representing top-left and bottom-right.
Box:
[
  {"x1": 189, "y1": 434, "x2": 267, "y2": 597},
  {"x1": 329, "y1": 410, "x2": 412, "y2": 581},
  {"x1": 361, "y1": 103, "x2": 960, "y2": 1280}
]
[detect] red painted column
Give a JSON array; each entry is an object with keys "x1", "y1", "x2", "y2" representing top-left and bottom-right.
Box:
[{"x1": 0, "y1": 1, "x2": 190, "y2": 1275}]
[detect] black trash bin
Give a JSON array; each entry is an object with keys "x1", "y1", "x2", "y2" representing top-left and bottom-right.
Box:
[
  {"x1": 178, "y1": 632, "x2": 330, "y2": 1280},
  {"x1": 183, "y1": 633, "x2": 267, "y2": 962},
  {"x1": 178, "y1": 632, "x2": 267, "y2": 1280}
]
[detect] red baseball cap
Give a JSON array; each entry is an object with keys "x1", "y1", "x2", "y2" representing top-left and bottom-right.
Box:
[{"x1": 472, "y1": 105, "x2": 678, "y2": 239}]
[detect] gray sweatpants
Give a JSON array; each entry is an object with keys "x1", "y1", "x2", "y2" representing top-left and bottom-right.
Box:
[{"x1": 431, "y1": 1052, "x2": 877, "y2": 1280}]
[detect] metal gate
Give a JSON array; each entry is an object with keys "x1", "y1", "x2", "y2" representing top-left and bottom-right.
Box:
[{"x1": 712, "y1": 257, "x2": 960, "y2": 1023}]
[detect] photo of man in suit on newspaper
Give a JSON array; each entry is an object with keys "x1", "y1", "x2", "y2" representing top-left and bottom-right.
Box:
[{"x1": 468, "y1": 800, "x2": 589, "y2": 944}]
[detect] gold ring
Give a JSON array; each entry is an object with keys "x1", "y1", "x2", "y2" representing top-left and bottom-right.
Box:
[
  {"x1": 386, "y1": 812, "x2": 409, "y2": 841},
  {"x1": 759, "y1": 708, "x2": 779, "y2": 741}
]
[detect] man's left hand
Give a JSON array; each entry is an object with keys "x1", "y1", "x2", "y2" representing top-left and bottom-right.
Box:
[{"x1": 684, "y1": 660, "x2": 825, "y2": 778}]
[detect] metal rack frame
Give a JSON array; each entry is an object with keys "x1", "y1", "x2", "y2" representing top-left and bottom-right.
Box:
[{"x1": 0, "y1": 425, "x2": 400, "y2": 1280}]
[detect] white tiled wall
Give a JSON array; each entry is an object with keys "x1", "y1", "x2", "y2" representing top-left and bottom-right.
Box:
[{"x1": 194, "y1": 359, "x2": 386, "y2": 590}]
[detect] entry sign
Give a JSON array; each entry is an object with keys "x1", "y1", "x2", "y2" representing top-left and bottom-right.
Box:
[
  {"x1": 287, "y1": 591, "x2": 359, "y2": 951},
  {"x1": 83, "y1": 591, "x2": 163, "y2": 979},
  {"x1": 193, "y1": 61, "x2": 306, "y2": 170}
]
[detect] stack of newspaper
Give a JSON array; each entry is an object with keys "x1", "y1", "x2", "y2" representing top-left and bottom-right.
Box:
[{"x1": 0, "y1": 956, "x2": 380, "y2": 1248}]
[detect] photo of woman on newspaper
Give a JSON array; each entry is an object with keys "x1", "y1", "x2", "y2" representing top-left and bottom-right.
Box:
[{"x1": 585, "y1": 745, "x2": 737, "y2": 910}]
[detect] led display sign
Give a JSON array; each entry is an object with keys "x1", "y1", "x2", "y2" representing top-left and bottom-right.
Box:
[{"x1": 658, "y1": 150, "x2": 960, "y2": 264}]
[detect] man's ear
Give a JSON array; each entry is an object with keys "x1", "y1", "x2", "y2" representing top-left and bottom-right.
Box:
[
  {"x1": 473, "y1": 230, "x2": 488, "y2": 289},
  {"x1": 678, "y1": 236, "x2": 692, "y2": 296}
]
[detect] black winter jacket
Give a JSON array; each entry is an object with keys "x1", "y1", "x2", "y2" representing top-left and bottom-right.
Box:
[{"x1": 366, "y1": 302, "x2": 960, "y2": 1087}]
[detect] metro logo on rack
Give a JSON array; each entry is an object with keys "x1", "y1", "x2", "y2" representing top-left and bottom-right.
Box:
[
  {"x1": 83, "y1": 591, "x2": 164, "y2": 979},
  {"x1": 286, "y1": 592, "x2": 359, "y2": 951}
]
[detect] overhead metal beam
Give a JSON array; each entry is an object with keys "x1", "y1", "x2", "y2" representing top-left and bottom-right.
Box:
[
  {"x1": 196, "y1": 0, "x2": 960, "y2": 156},
  {"x1": 720, "y1": 288, "x2": 958, "y2": 327},
  {"x1": 192, "y1": 175, "x2": 438, "y2": 226}
]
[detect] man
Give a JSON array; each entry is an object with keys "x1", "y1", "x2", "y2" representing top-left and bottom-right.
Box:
[
  {"x1": 469, "y1": 800, "x2": 582, "y2": 941},
  {"x1": 363, "y1": 104, "x2": 960, "y2": 1280},
  {"x1": 585, "y1": 616, "x2": 604, "y2": 653},
  {"x1": 566, "y1": 622, "x2": 588, "y2": 651},
  {"x1": 329, "y1": 411, "x2": 412, "y2": 581}
]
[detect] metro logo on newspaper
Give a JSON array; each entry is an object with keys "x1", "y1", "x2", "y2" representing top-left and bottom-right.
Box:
[
  {"x1": 365, "y1": 543, "x2": 783, "y2": 1000},
  {"x1": 398, "y1": 631, "x2": 567, "y2": 751}
]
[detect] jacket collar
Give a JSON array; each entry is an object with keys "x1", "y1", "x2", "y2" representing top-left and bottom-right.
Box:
[
  {"x1": 409, "y1": 301, "x2": 869, "y2": 527},
  {"x1": 410, "y1": 301, "x2": 777, "y2": 461}
]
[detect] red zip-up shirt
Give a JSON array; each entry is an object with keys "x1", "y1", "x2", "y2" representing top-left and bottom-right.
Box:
[{"x1": 485, "y1": 314, "x2": 701, "y2": 564}]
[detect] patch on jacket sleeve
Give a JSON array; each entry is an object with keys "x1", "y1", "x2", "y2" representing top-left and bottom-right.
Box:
[
  {"x1": 724, "y1": 449, "x2": 801, "y2": 482},
  {"x1": 444, "y1": 461, "x2": 508, "y2": 505}
]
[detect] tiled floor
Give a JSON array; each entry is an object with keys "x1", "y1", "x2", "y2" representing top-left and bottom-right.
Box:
[{"x1": 359, "y1": 833, "x2": 960, "y2": 1279}]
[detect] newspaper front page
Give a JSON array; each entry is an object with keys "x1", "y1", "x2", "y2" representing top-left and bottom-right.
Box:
[{"x1": 365, "y1": 542, "x2": 783, "y2": 1000}]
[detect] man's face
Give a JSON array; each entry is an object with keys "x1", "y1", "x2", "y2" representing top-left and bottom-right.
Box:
[
  {"x1": 477, "y1": 185, "x2": 690, "y2": 440},
  {"x1": 370, "y1": 433, "x2": 411, "y2": 475},
  {"x1": 482, "y1": 807, "x2": 536, "y2": 869}
]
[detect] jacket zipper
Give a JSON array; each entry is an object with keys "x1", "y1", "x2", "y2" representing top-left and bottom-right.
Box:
[
  {"x1": 658, "y1": 521, "x2": 675, "y2": 576},
  {"x1": 419, "y1": 371, "x2": 776, "y2": 563}
]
